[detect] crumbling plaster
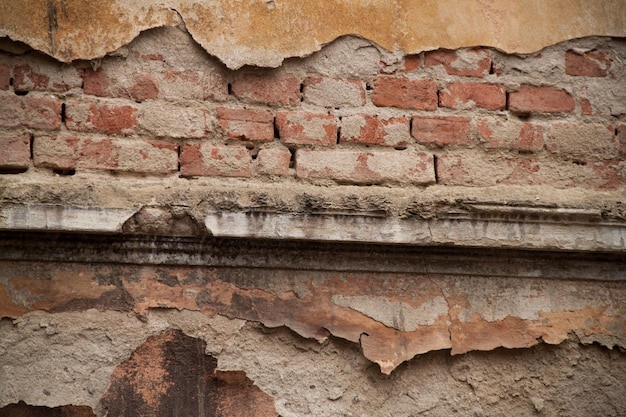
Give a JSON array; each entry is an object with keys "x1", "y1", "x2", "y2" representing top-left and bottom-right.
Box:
[{"x1": 1, "y1": 0, "x2": 625, "y2": 68}]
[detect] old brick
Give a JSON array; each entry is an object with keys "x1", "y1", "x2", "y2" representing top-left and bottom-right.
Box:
[
  {"x1": 216, "y1": 107, "x2": 274, "y2": 142},
  {"x1": 139, "y1": 102, "x2": 206, "y2": 138},
  {"x1": 255, "y1": 145, "x2": 291, "y2": 176},
  {"x1": 231, "y1": 73, "x2": 301, "y2": 106},
  {"x1": 13, "y1": 62, "x2": 82, "y2": 93},
  {"x1": 0, "y1": 64, "x2": 10, "y2": 90},
  {"x1": 439, "y1": 83, "x2": 506, "y2": 110},
  {"x1": 546, "y1": 122, "x2": 617, "y2": 160},
  {"x1": 84, "y1": 67, "x2": 158, "y2": 101},
  {"x1": 34, "y1": 134, "x2": 177, "y2": 173},
  {"x1": 424, "y1": 48, "x2": 491, "y2": 77},
  {"x1": 341, "y1": 115, "x2": 410, "y2": 148},
  {"x1": 371, "y1": 77, "x2": 437, "y2": 110},
  {"x1": 161, "y1": 70, "x2": 228, "y2": 101},
  {"x1": 618, "y1": 124, "x2": 626, "y2": 156},
  {"x1": 508, "y1": 85, "x2": 575, "y2": 113},
  {"x1": 0, "y1": 93, "x2": 62, "y2": 130},
  {"x1": 180, "y1": 144, "x2": 252, "y2": 177},
  {"x1": 276, "y1": 112, "x2": 338, "y2": 145},
  {"x1": 303, "y1": 77, "x2": 366, "y2": 108},
  {"x1": 295, "y1": 148, "x2": 434, "y2": 185},
  {"x1": 477, "y1": 118, "x2": 544, "y2": 152},
  {"x1": 65, "y1": 100, "x2": 138, "y2": 136},
  {"x1": 403, "y1": 55, "x2": 420, "y2": 71},
  {"x1": 411, "y1": 116, "x2": 471, "y2": 147},
  {"x1": 565, "y1": 50, "x2": 612, "y2": 77},
  {"x1": 0, "y1": 133, "x2": 30, "y2": 169}
]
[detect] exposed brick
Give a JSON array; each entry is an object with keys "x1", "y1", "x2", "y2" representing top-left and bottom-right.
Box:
[
  {"x1": 127, "y1": 75, "x2": 159, "y2": 101},
  {"x1": 437, "y1": 150, "x2": 625, "y2": 190},
  {"x1": 231, "y1": 73, "x2": 301, "y2": 106},
  {"x1": 580, "y1": 98, "x2": 594, "y2": 115},
  {"x1": 565, "y1": 50, "x2": 612, "y2": 77},
  {"x1": 34, "y1": 134, "x2": 177, "y2": 173},
  {"x1": 139, "y1": 102, "x2": 206, "y2": 138},
  {"x1": 0, "y1": 133, "x2": 30, "y2": 169},
  {"x1": 276, "y1": 112, "x2": 338, "y2": 145},
  {"x1": 255, "y1": 145, "x2": 291, "y2": 176},
  {"x1": 161, "y1": 70, "x2": 227, "y2": 101},
  {"x1": 216, "y1": 107, "x2": 274, "y2": 142},
  {"x1": 303, "y1": 77, "x2": 366, "y2": 108},
  {"x1": 546, "y1": 122, "x2": 617, "y2": 160},
  {"x1": 341, "y1": 115, "x2": 410, "y2": 148},
  {"x1": 295, "y1": 149, "x2": 434, "y2": 185},
  {"x1": 84, "y1": 66, "x2": 158, "y2": 101},
  {"x1": 477, "y1": 118, "x2": 544, "y2": 152},
  {"x1": 424, "y1": 49, "x2": 491, "y2": 77},
  {"x1": 65, "y1": 100, "x2": 138, "y2": 136},
  {"x1": 403, "y1": 55, "x2": 420, "y2": 71},
  {"x1": 371, "y1": 77, "x2": 437, "y2": 110},
  {"x1": 439, "y1": 83, "x2": 506, "y2": 110},
  {"x1": 12, "y1": 63, "x2": 82, "y2": 93},
  {"x1": 0, "y1": 64, "x2": 11, "y2": 90},
  {"x1": 411, "y1": 116, "x2": 471, "y2": 147},
  {"x1": 0, "y1": 93, "x2": 62, "y2": 130},
  {"x1": 508, "y1": 85, "x2": 575, "y2": 114},
  {"x1": 180, "y1": 144, "x2": 252, "y2": 177}
]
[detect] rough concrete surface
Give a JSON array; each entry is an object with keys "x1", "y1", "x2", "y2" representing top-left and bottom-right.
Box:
[
  {"x1": 1, "y1": 310, "x2": 625, "y2": 416},
  {"x1": 1, "y1": 1, "x2": 625, "y2": 68}
]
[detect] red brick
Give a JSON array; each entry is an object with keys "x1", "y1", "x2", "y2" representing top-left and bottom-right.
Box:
[
  {"x1": 34, "y1": 134, "x2": 177, "y2": 173},
  {"x1": 403, "y1": 55, "x2": 420, "y2": 71},
  {"x1": 276, "y1": 112, "x2": 337, "y2": 145},
  {"x1": 439, "y1": 83, "x2": 506, "y2": 110},
  {"x1": 508, "y1": 85, "x2": 575, "y2": 113},
  {"x1": 0, "y1": 133, "x2": 30, "y2": 169},
  {"x1": 565, "y1": 50, "x2": 612, "y2": 77},
  {"x1": 65, "y1": 100, "x2": 138, "y2": 135},
  {"x1": 216, "y1": 107, "x2": 274, "y2": 142},
  {"x1": 231, "y1": 73, "x2": 301, "y2": 106},
  {"x1": 0, "y1": 64, "x2": 11, "y2": 90},
  {"x1": 84, "y1": 68, "x2": 158, "y2": 101},
  {"x1": 580, "y1": 98, "x2": 593, "y2": 115},
  {"x1": 424, "y1": 49, "x2": 491, "y2": 77},
  {"x1": 411, "y1": 116, "x2": 471, "y2": 147},
  {"x1": 255, "y1": 146, "x2": 291, "y2": 176},
  {"x1": 12, "y1": 63, "x2": 82, "y2": 93},
  {"x1": 303, "y1": 77, "x2": 366, "y2": 108},
  {"x1": 371, "y1": 77, "x2": 437, "y2": 110},
  {"x1": 477, "y1": 118, "x2": 544, "y2": 152},
  {"x1": 180, "y1": 144, "x2": 252, "y2": 177},
  {"x1": 341, "y1": 115, "x2": 410, "y2": 148},
  {"x1": 0, "y1": 93, "x2": 62, "y2": 130},
  {"x1": 295, "y1": 149, "x2": 434, "y2": 185},
  {"x1": 128, "y1": 75, "x2": 159, "y2": 101}
]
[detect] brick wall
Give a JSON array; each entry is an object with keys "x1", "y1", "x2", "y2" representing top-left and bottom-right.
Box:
[{"x1": 1, "y1": 30, "x2": 624, "y2": 190}]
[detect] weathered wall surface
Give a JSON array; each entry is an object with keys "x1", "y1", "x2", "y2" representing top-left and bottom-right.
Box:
[{"x1": 0, "y1": 3, "x2": 625, "y2": 416}]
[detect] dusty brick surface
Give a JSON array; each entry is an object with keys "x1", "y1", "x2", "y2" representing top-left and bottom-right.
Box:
[
  {"x1": 0, "y1": 133, "x2": 30, "y2": 169},
  {"x1": 65, "y1": 100, "x2": 138, "y2": 136},
  {"x1": 138, "y1": 102, "x2": 207, "y2": 138},
  {"x1": 565, "y1": 50, "x2": 612, "y2": 77},
  {"x1": 13, "y1": 62, "x2": 83, "y2": 93},
  {"x1": 0, "y1": 93, "x2": 62, "y2": 130},
  {"x1": 303, "y1": 77, "x2": 366, "y2": 108},
  {"x1": 341, "y1": 115, "x2": 410, "y2": 148},
  {"x1": 545, "y1": 122, "x2": 617, "y2": 160},
  {"x1": 411, "y1": 116, "x2": 471, "y2": 147},
  {"x1": 33, "y1": 134, "x2": 178, "y2": 173},
  {"x1": 276, "y1": 112, "x2": 338, "y2": 145},
  {"x1": 477, "y1": 118, "x2": 544, "y2": 152},
  {"x1": 424, "y1": 48, "x2": 491, "y2": 77},
  {"x1": 0, "y1": 64, "x2": 11, "y2": 90},
  {"x1": 180, "y1": 143, "x2": 252, "y2": 177},
  {"x1": 255, "y1": 145, "x2": 291, "y2": 176},
  {"x1": 371, "y1": 77, "x2": 437, "y2": 110},
  {"x1": 295, "y1": 149, "x2": 435, "y2": 185},
  {"x1": 231, "y1": 73, "x2": 301, "y2": 106}
]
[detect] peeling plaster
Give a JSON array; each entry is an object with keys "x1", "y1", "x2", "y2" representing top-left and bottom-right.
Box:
[{"x1": 1, "y1": 0, "x2": 625, "y2": 68}]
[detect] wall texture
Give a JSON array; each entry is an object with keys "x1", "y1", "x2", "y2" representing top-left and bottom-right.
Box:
[{"x1": 1, "y1": 3, "x2": 626, "y2": 416}]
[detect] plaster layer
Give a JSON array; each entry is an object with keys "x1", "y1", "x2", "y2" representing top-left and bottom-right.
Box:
[{"x1": 1, "y1": 0, "x2": 625, "y2": 68}]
